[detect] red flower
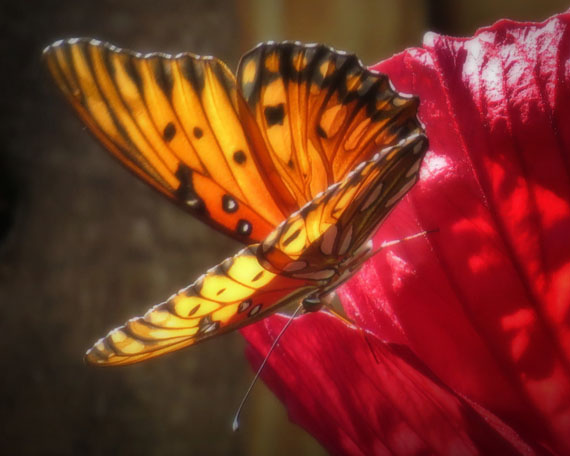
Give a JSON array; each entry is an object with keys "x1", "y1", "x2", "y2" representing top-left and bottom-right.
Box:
[{"x1": 242, "y1": 11, "x2": 570, "y2": 455}]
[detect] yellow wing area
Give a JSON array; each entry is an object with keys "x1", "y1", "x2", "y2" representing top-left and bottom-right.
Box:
[
  {"x1": 237, "y1": 41, "x2": 423, "y2": 208},
  {"x1": 86, "y1": 245, "x2": 316, "y2": 366},
  {"x1": 43, "y1": 38, "x2": 284, "y2": 243}
]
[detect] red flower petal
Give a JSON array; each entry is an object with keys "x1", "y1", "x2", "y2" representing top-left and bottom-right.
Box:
[
  {"x1": 243, "y1": 315, "x2": 534, "y2": 455},
  {"x1": 243, "y1": 11, "x2": 570, "y2": 455}
]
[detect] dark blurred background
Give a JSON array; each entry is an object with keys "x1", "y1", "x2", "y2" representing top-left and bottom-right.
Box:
[{"x1": 1, "y1": 1, "x2": 567, "y2": 454}]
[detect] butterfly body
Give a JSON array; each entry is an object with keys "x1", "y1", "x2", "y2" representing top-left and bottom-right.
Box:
[{"x1": 44, "y1": 38, "x2": 427, "y2": 366}]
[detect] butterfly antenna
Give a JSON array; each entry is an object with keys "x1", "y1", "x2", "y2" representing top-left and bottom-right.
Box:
[
  {"x1": 325, "y1": 305, "x2": 380, "y2": 364},
  {"x1": 232, "y1": 302, "x2": 304, "y2": 432},
  {"x1": 371, "y1": 228, "x2": 438, "y2": 257}
]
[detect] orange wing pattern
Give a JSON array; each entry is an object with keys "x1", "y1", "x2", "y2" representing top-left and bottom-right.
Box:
[
  {"x1": 237, "y1": 42, "x2": 422, "y2": 207},
  {"x1": 43, "y1": 38, "x2": 283, "y2": 242},
  {"x1": 86, "y1": 244, "x2": 317, "y2": 365}
]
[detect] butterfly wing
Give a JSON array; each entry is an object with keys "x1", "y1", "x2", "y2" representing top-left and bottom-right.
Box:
[
  {"x1": 44, "y1": 39, "x2": 424, "y2": 243},
  {"x1": 47, "y1": 38, "x2": 429, "y2": 365},
  {"x1": 86, "y1": 134, "x2": 428, "y2": 366},
  {"x1": 86, "y1": 244, "x2": 317, "y2": 366},
  {"x1": 326, "y1": 133, "x2": 428, "y2": 257},
  {"x1": 43, "y1": 38, "x2": 287, "y2": 243},
  {"x1": 236, "y1": 41, "x2": 423, "y2": 208},
  {"x1": 258, "y1": 133, "x2": 428, "y2": 281}
]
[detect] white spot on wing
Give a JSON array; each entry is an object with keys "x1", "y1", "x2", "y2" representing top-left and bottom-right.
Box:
[
  {"x1": 283, "y1": 261, "x2": 307, "y2": 272},
  {"x1": 354, "y1": 161, "x2": 366, "y2": 173},
  {"x1": 320, "y1": 225, "x2": 338, "y2": 255},
  {"x1": 204, "y1": 323, "x2": 217, "y2": 333},
  {"x1": 385, "y1": 178, "x2": 417, "y2": 208},
  {"x1": 360, "y1": 183, "x2": 384, "y2": 211},
  {"x1": 338, "y1": 225, "x2": 353, "y2": 255},
  {"x1": 292, "y1": 269, "x2": 335, "y2": 280},
  {"x1": 413, "y1": 140, "x2": 425, "y2": 155},
  {"x1": 249, "y1": 304, "x2": 262, "y2": 317},
  {"x1": 405, "y1": 158, "x2": 423, "y2": 178}
]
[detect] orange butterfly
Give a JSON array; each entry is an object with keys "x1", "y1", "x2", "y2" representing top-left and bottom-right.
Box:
[{"x1": 43, "y1": 39, "x2": 427, "y2": 366}]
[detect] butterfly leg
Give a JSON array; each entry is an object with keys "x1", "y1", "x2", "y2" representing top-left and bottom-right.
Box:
[
  {"x1": 233, "y1": 302, "x2": 304, "y2": 432},
  {"x1": 321, "y1": 301, "x2": 381, "y2": 364},
  {"x1": 301, "y1": 289, "x2": 380, "y2": 363}
]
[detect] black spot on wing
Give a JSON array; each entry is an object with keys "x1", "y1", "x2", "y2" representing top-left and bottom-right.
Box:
[
  {"x1": 174, "y1": 164, "x2": 207, "y2": 214},
  {"x1": 189, "y1": 304, "x2": 200, "y2": 316},
  {"x1": 193, "y1": 126, "x2": 203, "y2": 138},
  {"x1": 222, "y1": 194, "x2": 238, "y2": 213},
  {"x1": 316, "y1": 125, "x2": 327, "y2": 138},
  {"x1": 264, "y1": 104, "x2": 285, "y2": 126},
  {"x1": 163, "y1": 122, "x2": 176, "y2": 142},
  {"x1": 236, "y1": 219, "x2": 252, "y2": 236},
  {"x1": 233, "y1": 150, "x2": 246, "y2": 164}
]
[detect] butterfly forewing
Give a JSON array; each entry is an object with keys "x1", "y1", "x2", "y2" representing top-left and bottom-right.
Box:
[
  {"x1": 86, "y1": 245, "x2": 317, "y2": 366},
  {"x1": 45, "y1": 39, "x2": 425, "y2": 245},
  {"x1": 43, "y1": 39, "x2": 283, "y2": 243},
  {"x1": 237, "y1": 42, "x2": 422, "y2": 207}
]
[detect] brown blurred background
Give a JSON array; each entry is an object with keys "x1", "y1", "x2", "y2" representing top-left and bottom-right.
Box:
[{"x1": 1, "y1": 1, "x2": 567, "y2": 454}]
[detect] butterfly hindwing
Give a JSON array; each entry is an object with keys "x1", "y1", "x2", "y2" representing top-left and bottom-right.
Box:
[
  {"x1": 325, "y1": 133, "x2": 428, "y2": 254},
  {"x1": 258, "y1": 133, "x2": 428, "y2": 280}
]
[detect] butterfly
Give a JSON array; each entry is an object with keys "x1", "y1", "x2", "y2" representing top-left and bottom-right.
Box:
[{"x1": 43, "y1": 38, "x2": 427, "y2": 366}]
